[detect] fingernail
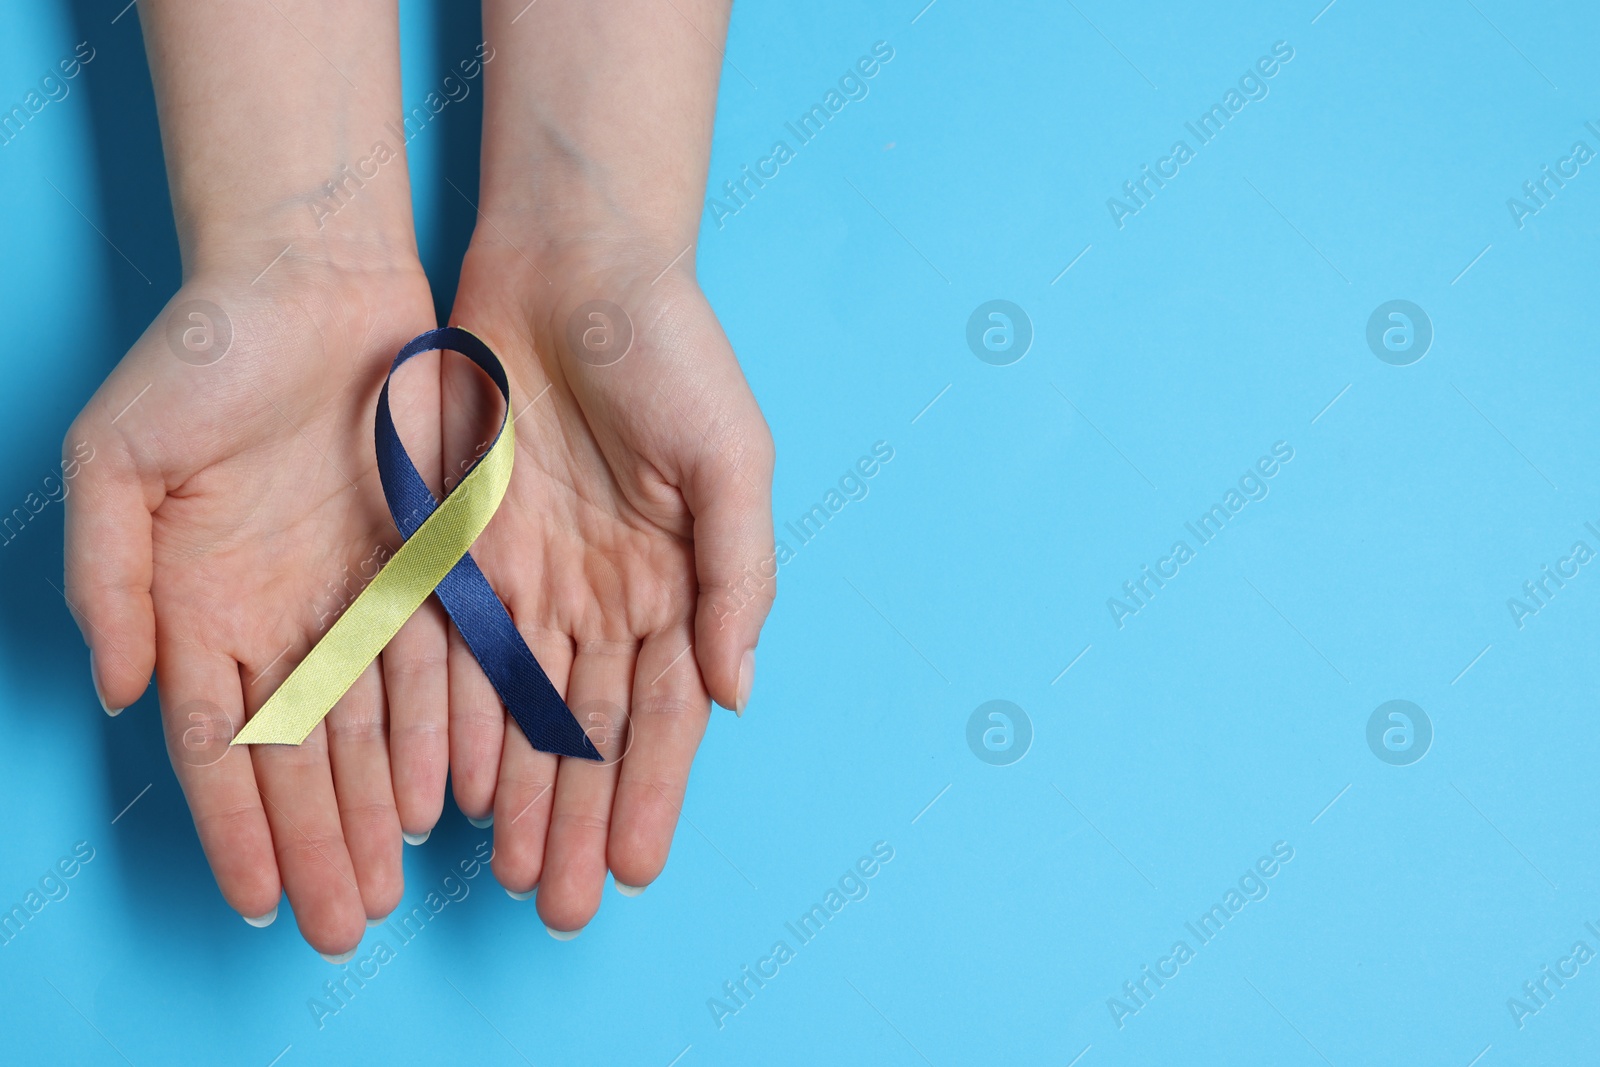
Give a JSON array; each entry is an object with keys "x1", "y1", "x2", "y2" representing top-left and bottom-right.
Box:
[
  {"x1": 735, "y1": 648, "x2": 755, "y2": 715},
  {"x1": 468, "y1": 814, "x2": 493, "y2": 829},
  {"x1": 615, "y1": 882, "x2": 647, "y2": 898},
  {"x1": 546, "y1": 925, "x2": 582, "y2": 941},
  {"x1": 90, "y1": 652, "x2": 122, "y2": 717},
  {"x1": 506, "y1": 887, "x2": 536, "y2": 901},
  {"x1": 320, "y1": 947, "x2": 359, "y2": 964},
  {"x1": 402, "y1": 829, "x2": 430, "y2": 846},
  {"x1": 242, "y1": 905, "x2": 278, "y2": 928},
  {"x1": 367, "y1": 916, "x2": 390, "y2": 928}
]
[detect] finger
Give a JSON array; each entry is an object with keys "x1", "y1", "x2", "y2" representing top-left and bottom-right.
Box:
[
  {"x1": 610, "y1": 624, "x2": 710, "y2": 892},
  {"x1": 250, "y1": 715, "x2": 366, "y2": 958},
  {"x1": 490, "y1": 624, "x2": 572, "y2": 898},
  {"x1": 324, "y1": 660, "x2": 404, "y2": 922},
  {"x1": 63, "y1": 433, "x2": 155, "y2": 714},
  {"x1": 447, "y1": 623, "x2": 506, "y2": 823},
  {"x1": 157, "y1": 639, "x2": 280, "y2": 922},
  {"x1": 537, "y1": 639, "x2": 636, "y2": 935},
  {"x1": 384, "y1": 597, "x2": 450, "y2": 841},
  {"x1": 682, "y1": 425, "x2": 776, "y2": 714}
]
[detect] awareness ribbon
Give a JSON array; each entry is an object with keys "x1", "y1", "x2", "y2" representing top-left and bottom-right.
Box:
[{"x1": 232, "y1": 327, "x2": 600, "y2": 760}]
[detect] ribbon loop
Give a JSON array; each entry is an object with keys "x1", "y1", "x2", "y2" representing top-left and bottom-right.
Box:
[{"x1": 233, "y1": 327, "x2": 599, "y2": 760}]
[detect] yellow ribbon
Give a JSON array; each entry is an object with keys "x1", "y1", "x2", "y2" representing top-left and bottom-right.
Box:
[{"x1": 231, "y1": 410, "x2": 514, "y2": 746}]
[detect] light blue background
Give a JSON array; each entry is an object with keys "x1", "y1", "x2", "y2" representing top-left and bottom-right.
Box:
[{"x1": 2, "y1": 1, "x2": 1598, "y2": 1063}]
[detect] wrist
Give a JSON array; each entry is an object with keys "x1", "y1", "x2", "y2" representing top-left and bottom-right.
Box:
[
  {"x1": 164, "y1": 245, "x2": 433, "y2": 377},
  {"x1": 180, "y1": 217, "x2": 423, "y2": 292},
  {"x1": 465, "y1": 194, "x2": 697, "y2": 304},
  {"x1": 461, "y1": 228, "x2": 699, "y2": 358},
  {"x1": 175, "y1": 154, "x2": 422, "y2": 282},
  {"x1": 474, "y1": 158, "x2": 700, "y2": 279}
]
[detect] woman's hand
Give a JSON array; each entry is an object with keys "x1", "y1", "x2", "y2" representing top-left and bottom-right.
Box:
[
  {"x1": 81, "y1": 0, "x2": 450, "y2": 956},
  {"x1": 64, "y1": 252, "x2": 448, "y2": 957},
  {"x1": 455, "y1": 0, "x2": 775, "y2": 933},
  {"x1": 444, "y1": 236, "x2": 775, "y2": 934}
]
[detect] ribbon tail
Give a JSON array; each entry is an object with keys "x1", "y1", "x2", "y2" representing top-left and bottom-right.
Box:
[
  {"x1": 233, "y1": 393, "x2": 514, "y2": 746},
  {"x1": 433, "y1": 553, "x2": 603, "y2": 761}
]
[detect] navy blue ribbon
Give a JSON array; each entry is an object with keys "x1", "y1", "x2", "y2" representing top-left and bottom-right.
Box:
[{"x1": 375, "y1": 327, "x2": 600, "y2": 761}]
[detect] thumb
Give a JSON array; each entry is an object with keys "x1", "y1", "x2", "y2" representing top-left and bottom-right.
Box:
[
  {"x1": 683, "y1": 434, "x2": 775, "y2": 714},
  {"x1": 62, "y1": 430, "x2": 156, "y2": 715}
]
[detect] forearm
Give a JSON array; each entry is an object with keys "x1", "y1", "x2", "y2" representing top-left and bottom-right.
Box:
[
  {"x1": 476, "y1": 0, "x2": 729, "y2": 265},
  {"x1": 139, "y1": 0, "x2": 418, "y2": 276}
]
